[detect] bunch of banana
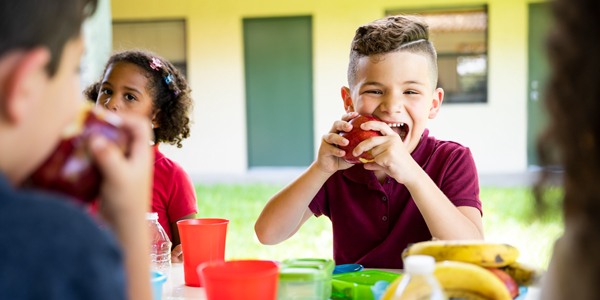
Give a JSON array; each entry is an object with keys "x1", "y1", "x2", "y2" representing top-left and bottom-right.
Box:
[
  {"x1": 501, "y1": 262, "x2": 545, "y2": 286},
  {"x1": 380, "y1": 261, "x2": 513, "y2": 300},
  {"x1": 435, "y1": 261, "x2": 513, "y2": 300},
  {"x1": 401, "y1": 240, "x2": 520, "y2": 268},
  {"x1": 396, "y1": 240, "x2": 546, "y2": 299}
]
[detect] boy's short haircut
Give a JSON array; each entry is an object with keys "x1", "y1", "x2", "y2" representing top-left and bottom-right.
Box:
[
  {"x1": 0, "y1": 0, "x2": 97, "y2": 77},
  {"x1": 348, "y1": 15, "x2": 438, "y2": 90}
]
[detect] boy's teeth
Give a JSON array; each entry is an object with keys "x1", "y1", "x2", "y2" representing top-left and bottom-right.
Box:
[{"x1": 386, "y1": 123, "x2": 405, "y2": 127}]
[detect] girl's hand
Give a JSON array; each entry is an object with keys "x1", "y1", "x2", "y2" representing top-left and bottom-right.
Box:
[
  {"x1": 171, "y1": 245, "x2": 183, "y2": 263},
  {"x1": 354, "y1": 121, "x2": 421, "y2": 185},
  {"x1": 313, "y1": 112, "x2": 357, "y2": 175}
]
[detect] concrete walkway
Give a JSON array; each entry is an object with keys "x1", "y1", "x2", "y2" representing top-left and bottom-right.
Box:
[{"x1": 191, "y1": 167, "x2": 563, "y2": 187}]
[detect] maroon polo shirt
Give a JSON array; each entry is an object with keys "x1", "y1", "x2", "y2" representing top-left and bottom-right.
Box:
[{"x1": 308, "y1": 129, "x2": 481, "y2": 269}]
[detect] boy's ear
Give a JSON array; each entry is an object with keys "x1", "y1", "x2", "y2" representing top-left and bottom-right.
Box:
[
  {"x1": 341, "y1": 86, "x2": 354, "y2": 112},
  {"x1": 0, "y1": 48, "x2": 50, "y2": 124},
  {"x1": 428, "y1": 87, "x2": 444, "y2": 119}
]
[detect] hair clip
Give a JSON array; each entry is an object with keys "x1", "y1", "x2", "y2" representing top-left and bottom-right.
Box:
[
  {"x1": 164, "y1": 74, "x2": 174, "y2": 85},
  {"x1": 174, "y1": 91, "x2": 179, "y2": 97},
  {"x1": 149, "y1": 58, "x2": 162, "y2": 71}
]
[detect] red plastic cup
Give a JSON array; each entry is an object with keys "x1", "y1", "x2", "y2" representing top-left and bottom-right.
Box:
[
  {"x1": 177, "y1": 218, "x2": 229, "y2": 287},
  {"x1": 199, "y1": 260, "x2": 280, "y2": 300}
]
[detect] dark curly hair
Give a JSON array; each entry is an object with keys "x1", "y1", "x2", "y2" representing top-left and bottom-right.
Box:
[
  {"x1": 536, "y1": 0, "x2": 600, "y2": 298},
  {"x1": 84, "y1": 50, "x2": 192, "y2": 148},
  {"x1": 348, "y1": 15, "x2": 438, "y2": 90}
]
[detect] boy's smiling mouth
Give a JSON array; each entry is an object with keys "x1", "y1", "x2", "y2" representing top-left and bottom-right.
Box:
[{"x1": 386, "y1": 122, "x2": 409, "y2": 141}]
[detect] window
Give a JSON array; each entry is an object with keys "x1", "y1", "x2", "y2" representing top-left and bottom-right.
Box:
[
  {"x1": 112, "y1": 20, "x2": 187, "y2": 78},
  {"x1": 388, "y1": 7, "x2": 488, "y2": 103}
]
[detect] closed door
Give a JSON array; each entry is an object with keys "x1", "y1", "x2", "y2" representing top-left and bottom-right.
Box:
[
  {"x1": 244, "y1": 16, "x2": 313, "y2": 167},
  {"x1": 527, "y1": 3, "x2": 552, "y2": 166}
]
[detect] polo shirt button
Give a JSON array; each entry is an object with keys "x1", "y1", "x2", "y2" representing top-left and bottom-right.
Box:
[
  {"x1": 382, "y1": 215, "x2": 388, "y2": 221},
  {"x1": 382, "y1": 196, "x2": 387, "y2": 202},
  {"x1": 386, "y1": 179, "x2": 391, "y2": 183}
]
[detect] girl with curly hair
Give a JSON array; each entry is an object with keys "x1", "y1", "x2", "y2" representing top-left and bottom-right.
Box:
[{"x1": 85, "y1": 50, "x2": 196, "y2": 263}]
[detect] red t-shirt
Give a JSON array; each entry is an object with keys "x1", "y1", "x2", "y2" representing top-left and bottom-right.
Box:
[
  {"x1": 309, "y1": 129, "x2": 481, "y2": 269},
  {"x1": 152, "y1": 146, "x2": 198, "y2": 241}
]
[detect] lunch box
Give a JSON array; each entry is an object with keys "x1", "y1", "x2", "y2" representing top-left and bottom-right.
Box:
[{"x1": 277, "y1": 258, "x2": 334, "y2": 300}]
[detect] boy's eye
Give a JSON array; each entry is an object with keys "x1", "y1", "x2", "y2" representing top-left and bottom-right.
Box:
[
  {"x1": 365, "y1": 90, "x2": 383, "y2": 95},
  {"x1": 405, "y1": 90, "x2": 418, "y2": 95},
  {"x1": 125, "y1": 94, "x2": 136, "y2": 101},
  {"x1": 101, "y1": 88, "x2": 112, "y2": 95}
]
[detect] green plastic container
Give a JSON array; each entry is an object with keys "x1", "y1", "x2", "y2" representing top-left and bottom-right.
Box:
[
  {"x1": 331, "y1": 270, "x2": 402, "y2": 300},
  {"x1": 278, "y1": 258, "x2": 334, "y2": 300},
  {"x1": 283, "y1": 258, "x2": 335, "y2": 274}
]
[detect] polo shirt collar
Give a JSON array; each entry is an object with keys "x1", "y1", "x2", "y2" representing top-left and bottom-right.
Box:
[
  {"x1": 153, "y1": 144, "x2": 165, "y2": 164},
  {"x1": 341, "y1": 128, "x2": 435, "y2": 185}
]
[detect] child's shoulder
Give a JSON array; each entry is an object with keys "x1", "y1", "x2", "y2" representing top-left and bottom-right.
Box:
[
  {"x1": 154, "y1": 148, "x2": 184, "y2": 173},
  {"x1": 153, "y1": 146, "x2": 192, "y2": 182},
  {"x1": 426, "y1": 133, "x2": 474, "y2": 162}
]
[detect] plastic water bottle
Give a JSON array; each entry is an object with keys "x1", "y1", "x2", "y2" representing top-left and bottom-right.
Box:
[
  {"x1": 147, "y1": 212, "x2": 172, "y2": 270},
  {"x1": 383, "y1": 255, "x2": 447, "y2": 300}
]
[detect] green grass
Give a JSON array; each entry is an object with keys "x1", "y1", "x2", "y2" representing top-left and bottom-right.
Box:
[{"x1": 195, "y1": 184, "x2": 564, "y2": 269}]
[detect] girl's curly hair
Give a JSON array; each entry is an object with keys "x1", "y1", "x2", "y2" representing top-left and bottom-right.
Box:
[
  {"x1": 535, "y1": 0, "x2": 600, "y2": 298},
  {"x1": 84, "y1": 50, "x2": 192, "y2": 148}
]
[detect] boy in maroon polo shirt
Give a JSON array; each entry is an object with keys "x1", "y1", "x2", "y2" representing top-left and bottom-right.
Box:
[{"x1": 255, "y1": 15, "x2": 484, "y2": 268}]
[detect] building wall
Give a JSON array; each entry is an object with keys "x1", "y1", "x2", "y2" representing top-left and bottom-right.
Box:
[{"x1": 112, "y1": 0, "x2": 548, "y2": 176}]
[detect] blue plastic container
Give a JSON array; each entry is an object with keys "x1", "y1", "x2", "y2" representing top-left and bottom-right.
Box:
[{"x1": 150, "y1": 270, "x2": 167, "y2": 300}]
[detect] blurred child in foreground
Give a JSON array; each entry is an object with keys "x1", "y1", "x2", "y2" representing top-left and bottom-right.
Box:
[{"x1": 0, "y1": 0, "x2": 153, "y2": 299}]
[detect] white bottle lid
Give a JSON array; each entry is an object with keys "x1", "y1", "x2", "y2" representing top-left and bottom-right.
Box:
[
  {"x1": 146, "y1": 212, "x2": 158, "y2": 220},
  {"x1": 404, "y1": 255, "x2": 436, "y2": 275}
]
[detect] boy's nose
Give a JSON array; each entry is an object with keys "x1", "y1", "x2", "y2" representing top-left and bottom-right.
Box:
[{"x1": 380, "y1": 95, "x2": 403, "y2": 115}]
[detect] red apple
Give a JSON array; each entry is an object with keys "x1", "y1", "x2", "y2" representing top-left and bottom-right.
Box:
[
  {"x1": 27, "y1": 104, "x2": 129, "y2": 203},
  {"x1": 487, "y1": 268, "x2": 519, "y2": 299},
  {"x1": 338, "y1": 114, "x2": 383, "y2": 164}
]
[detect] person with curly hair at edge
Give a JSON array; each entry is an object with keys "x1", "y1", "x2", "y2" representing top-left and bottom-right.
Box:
[
  {"x1": 536, "y1": 0, "x2": 600, "y2": 299},
  {"x1": 85, "y1": 50, "x2": 197, "y2": 263}
]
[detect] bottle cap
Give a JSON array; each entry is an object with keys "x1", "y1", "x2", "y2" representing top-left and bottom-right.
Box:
[
  {"x1": 404, "y1": 255, "x2": 435, "y2": 275},
  {"x1": 146, "y1": 212, "x2": 158, "y2": 220}
]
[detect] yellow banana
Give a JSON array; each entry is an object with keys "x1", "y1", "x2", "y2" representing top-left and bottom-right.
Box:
[
  {"x1": 435, "y1": 261, "x2": 512, "y2": 300},
  {"x1": 502, "y1": 261, "x2": 545, "y2": 286},
  {"x1": 402, "y1": 240, "x2": 520, "y2": 268}
]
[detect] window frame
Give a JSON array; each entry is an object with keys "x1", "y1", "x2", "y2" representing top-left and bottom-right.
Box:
[
  {"x1": 112, "y1": 18, "x2": 188, "y2": 78},
  {"x1": 386, "y1": 5, "x2": 489, "y2": 104}
]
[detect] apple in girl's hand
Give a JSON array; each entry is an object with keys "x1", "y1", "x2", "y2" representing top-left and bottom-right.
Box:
[
  {"x1": 27, "y1": 102, "x2": 130, "y2": 203},
  {"x1": 487, "y1": 268, "x2": 519, "y2": 299},
  {"x1": 338, "y1": 114, "x2": 383, "y2": 164}
]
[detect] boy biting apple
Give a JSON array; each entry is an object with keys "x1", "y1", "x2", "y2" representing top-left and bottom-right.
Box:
[{"x1": 255, "y1": 15, "x2": 483, "y2": 268}]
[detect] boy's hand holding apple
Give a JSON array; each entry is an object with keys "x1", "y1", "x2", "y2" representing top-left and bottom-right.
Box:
[
  {"x1": 331, "y1": 113, "x2": 421, "y2": 186},
  {"x1": 313, "y1": 112, "x2": 359, "y2": 175},
  {"x1": 354, "y1": 118, "x2": 421, "y2": 186}
]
